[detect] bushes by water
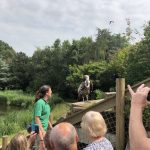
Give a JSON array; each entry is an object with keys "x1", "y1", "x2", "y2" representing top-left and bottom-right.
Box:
[
  {"x1": 0, "y1": 90, "x2": 33, "y2": 108},
  {"x1": 0, "y1": 102, "x2": 70, "y2": 137},
  {"x1": 0, "y1": 90, "x2": 69, "y2": 137},
  {"x1": 0, "y1": 90, "x2": 64, "y2": 108}
]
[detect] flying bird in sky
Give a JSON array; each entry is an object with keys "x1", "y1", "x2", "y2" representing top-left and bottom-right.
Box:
[{"x1": 109, "y1": 20, "x2": 114, "y2": 25}]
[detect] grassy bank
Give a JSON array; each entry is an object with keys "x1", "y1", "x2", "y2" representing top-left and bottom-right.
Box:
[
  {"x1": 0, "y1": 102, "x2": 70, "y2": 139},
  {"x1": 52, "y1": 102, "x2": 70, "y2": 122},
  {"x1": 0, "y1": 108, "x2": 32, "y2": 137},
  {"x1": 0, "y1": 89, "x2": 71, "y2": 144}
]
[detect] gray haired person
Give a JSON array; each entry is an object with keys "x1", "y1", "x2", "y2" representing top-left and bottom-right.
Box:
[
  {"x1": 48, "y1": 122, "x2": 79, "y2": 150},
  {"x1": 81, "y1": 111, "x2": 114, "y2": 150}
]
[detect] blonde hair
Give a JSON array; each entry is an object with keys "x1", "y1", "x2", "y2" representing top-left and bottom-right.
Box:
[
  {"x1": 6, "y1": 133, "x2": 28, "y2": 150},
  {"x1": 81, "y1": 111, "x2": 107, "y2": 138}
]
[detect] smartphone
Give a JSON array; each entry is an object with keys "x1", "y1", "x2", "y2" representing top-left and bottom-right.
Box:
[
  {"x1": 27, "y1": 124, "x2": 39, "y2": 134},
  {"x1": 31, "y1": 124, "x2": 39, "y2": 134}
]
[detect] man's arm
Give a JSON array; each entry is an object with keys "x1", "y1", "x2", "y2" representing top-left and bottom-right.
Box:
[
  {"x1": 128, "y1": 84, "x2": 150, "y2": 150},
  {"x1": 129, "y1": 104, "x2": 150, "y2": 150}
]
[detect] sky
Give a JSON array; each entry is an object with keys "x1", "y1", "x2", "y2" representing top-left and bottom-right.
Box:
[{"x1": 0, "y1": 0, "x2": 150, "y2": 56}]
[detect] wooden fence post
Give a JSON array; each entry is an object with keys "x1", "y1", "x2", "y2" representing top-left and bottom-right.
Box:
[
  {"x1": 2, "y1": 136, "x2": 9, "y2": 150},
  {"x1": 116, "y1": 78, "x2": 125, "y2": 150}
]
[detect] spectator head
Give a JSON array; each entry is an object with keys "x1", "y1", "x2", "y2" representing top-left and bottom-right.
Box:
[
  {"x1": 49, "y1": 122, "x2": 78, "y2": 150},
  {"x1": 81, "y1": 111, "x2": 107, "y2": 139},
  {"x1": 6, "y1": 133, "x2": 28, "y2": 150}
]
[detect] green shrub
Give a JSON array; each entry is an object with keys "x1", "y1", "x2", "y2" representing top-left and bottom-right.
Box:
[
  {"x1": 52, "y1": 103, "x2": 70, "y2": 123},
  {"x1": 92, "y1": 89, "x2": 105, "y2": 100},
  {"x1": 49, "y1": 94, "x2": 64, "y2": 110},
  {"x1": 0, "y1": 90, "x2": 65, "y2": 109}
]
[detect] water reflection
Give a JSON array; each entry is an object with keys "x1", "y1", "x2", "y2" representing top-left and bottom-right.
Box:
[{"x1": 0, "y1": 105, "x2": 22, "y2": 116}]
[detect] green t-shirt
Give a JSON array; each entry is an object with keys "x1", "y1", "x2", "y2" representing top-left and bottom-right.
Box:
[{"x1": 33, "y1": 99, "x2": 51, "y2": 131}]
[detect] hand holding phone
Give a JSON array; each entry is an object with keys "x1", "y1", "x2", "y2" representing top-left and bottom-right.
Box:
[
  {"x1": 31, "y1": 124, "x2": 39, "y2": 134},
  {"x1": 27, "y1": 124, "x2": 39, "y2": 134}
]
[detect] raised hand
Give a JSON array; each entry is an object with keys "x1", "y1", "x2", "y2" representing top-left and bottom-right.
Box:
[{"x1": 128, "y1": 84, "x2": 150, "y2": 108}]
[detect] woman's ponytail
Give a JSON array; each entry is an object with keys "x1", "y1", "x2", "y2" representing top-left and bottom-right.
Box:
[{"x1": 34, "y1": 85, "x2": 51, "y2": 103}]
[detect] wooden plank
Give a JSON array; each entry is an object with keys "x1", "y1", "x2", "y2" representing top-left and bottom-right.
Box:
[
  {"x1": 116, "y1": 78, "x2": 125, "y2": 150},
  {"x1": 71, "y1": 99, "x2": 103, "y2": 107},
  {"x1": 72, "y1": 106, "x2": 86, "y2": 112},
  {"x1": 57, "y1": 96, "x2": 116, "y2": 125},
  {"x1": 71, "y1": 102, "x2": 86, "y2": 107}
]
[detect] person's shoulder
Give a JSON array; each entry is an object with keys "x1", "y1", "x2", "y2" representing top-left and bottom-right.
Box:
[
  {"x1": 35, "y1": 99, "x2": 45, "y2": 104},
  {"x1": 102, "y1": 137, "x2": 114, "y2": 149},
  {"x1": 84, "y1": 138, "x2": 113, "y2": 150},
  {"x1": 103, "y1": 137, "x2": 112, "y2": 143},
  {"x1": 83, "y1": 147, "x2": 90, "y2": 150}
]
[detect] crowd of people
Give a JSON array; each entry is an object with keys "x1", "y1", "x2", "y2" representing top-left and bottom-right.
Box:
[{"x1": 4, "y1": 83, "x2": 150, "y2": 150}]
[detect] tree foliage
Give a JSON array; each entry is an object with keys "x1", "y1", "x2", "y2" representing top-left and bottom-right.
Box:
[
  {"x1": 0, "y1": 58, "x2": 11, "y2": 89},
  {"x1": 0, "y1": 40, "x2": 16, "y2": 64},
  {"x1": 10, "y1": 52, "x2": 31, "y2": 91},
  {"x1": 66, "y1": 61, "x2": 108, "y2": 97},
  {"x1": 126, "y1": 22, "x2": 150, "y2": 84},
  {"x1": 0, "y1": 24, "x2": 149, "y2": 100},
  {"x1": 95, "y1": 29, "x2": 129, "y2": 61}
]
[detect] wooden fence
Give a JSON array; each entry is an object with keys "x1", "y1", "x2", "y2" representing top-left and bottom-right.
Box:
[{"x1": 0, "y1": 136, "x2": 9, "y2": 150}]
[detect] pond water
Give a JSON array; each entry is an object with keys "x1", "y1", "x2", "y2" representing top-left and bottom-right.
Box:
[{"x1": 0, "y1": 105, "x2": 22, "y2": 116}]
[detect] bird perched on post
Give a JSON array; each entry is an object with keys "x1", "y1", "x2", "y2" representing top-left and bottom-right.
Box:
[{"x1": 78, "y1": 75, "x2": 93, "y2": 102}]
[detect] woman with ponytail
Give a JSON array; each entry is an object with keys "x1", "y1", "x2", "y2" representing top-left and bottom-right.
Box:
[{"x1": 32, "y1": 85, "x2": 53, "y2": 150}]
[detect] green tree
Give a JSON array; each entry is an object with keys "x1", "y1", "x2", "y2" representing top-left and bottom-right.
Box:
[
  {"x1": 63, "y1": 37, "x2": 93, "y2": 65},
  {"x1": 66, "y1": 61, "x2": 108, "y2": 98},
  {"x1": 95, "y1": 29, "x2": 128, "y2": 61},
  {"x1": 30, "y1": 40, "x2": 68, "y2": 94},
  {"x1": 0, "y1": 57, "x2": 11, "y2": 90},
  {"x1": 10, "y1": 52, "x2": 31, "y2": 91},
  {"x1": 126, "y1": 22, "x2": 150, "y2": 84},
  {"x1": 0, "y1": 40, "x2": 16, "y2": 64},
  {"x1": 28, "y1": 48, "x2": 50, "y2": 91}
]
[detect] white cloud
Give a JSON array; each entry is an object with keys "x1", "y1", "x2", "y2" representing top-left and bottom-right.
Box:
[{"x1": 0, "y1": 0, "x2": 150, "y2": 56}]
